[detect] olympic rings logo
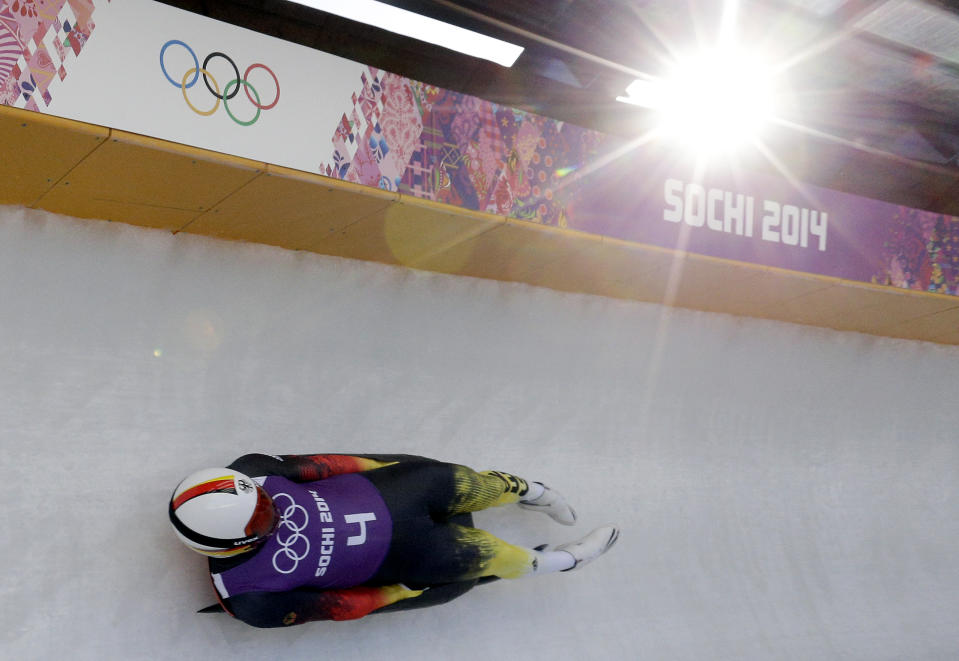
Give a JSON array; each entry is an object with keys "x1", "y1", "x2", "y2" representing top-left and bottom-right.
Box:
[
  {"x1": 271, "y1": 493, "x2": 311, "y2": 575},
  {"x1": 159, "y1": 39, "x2": 280, "y2": 126}
]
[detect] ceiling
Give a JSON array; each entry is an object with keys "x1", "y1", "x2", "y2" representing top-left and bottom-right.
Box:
[{"x1": 156, "y1": 0, "x2": 959, "y2": 217}]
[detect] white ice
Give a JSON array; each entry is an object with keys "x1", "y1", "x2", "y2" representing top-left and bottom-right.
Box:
[{"x1": 1, "y1": 205, "x2": 957, "y2": 660}]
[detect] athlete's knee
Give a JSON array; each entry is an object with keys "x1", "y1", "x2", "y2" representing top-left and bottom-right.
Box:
[{"x1": 448, "y1": 524, "x2": 537, "y2": 580}]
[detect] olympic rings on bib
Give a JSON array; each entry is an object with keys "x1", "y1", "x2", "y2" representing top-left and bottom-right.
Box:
[
  {"x1": 271, "y1": 493, "x2": 311, "y2": 575},
  {"x1": 159, "y1": 39, "x2": 280, "y2": 126}
]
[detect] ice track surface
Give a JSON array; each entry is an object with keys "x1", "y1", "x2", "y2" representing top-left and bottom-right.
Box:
[{"x1": 1, "y1": 205, "x2": 958, "y2": 661}]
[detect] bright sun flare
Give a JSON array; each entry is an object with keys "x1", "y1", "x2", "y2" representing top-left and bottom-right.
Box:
[{"x1": 619, "y1": 48, "x2": 779, "y2": 154}]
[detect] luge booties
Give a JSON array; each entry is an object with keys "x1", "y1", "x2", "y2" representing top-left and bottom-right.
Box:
[
  {"x1": 519, "y1": 482, "x2": 577, "y2": 525},
  {"x1": 555, "y1": 526, "x2": 620, "y2": 571}
]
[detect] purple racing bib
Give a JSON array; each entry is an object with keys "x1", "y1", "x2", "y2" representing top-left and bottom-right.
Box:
[{"x1": 212, "y1": 473, "x2": 392, "y2": 598}]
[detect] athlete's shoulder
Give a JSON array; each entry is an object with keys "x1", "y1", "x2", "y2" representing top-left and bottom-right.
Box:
[{"x1": 227, "y1": 453, "x2": 285, "y2": 476}]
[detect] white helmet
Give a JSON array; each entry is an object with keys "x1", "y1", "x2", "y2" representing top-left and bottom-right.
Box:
[{"x1": 168, "y1": 468, "x2": 277, "y2": 557}]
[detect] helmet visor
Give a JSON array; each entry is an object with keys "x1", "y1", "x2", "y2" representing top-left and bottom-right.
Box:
[{"x1": 246, "y1": 485, "x2": 278, "y2": 540}]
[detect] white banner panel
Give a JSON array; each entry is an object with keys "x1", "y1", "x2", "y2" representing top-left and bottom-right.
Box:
[{"x1": 44, "y1": 0, "x2": 365, "y2": 172}]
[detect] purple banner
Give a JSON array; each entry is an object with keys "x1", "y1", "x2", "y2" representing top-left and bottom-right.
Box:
[
  {"x1": 566, "y1": 160, "x2": 874, "y2": 282},
  {"x1": 564, "y1": 151, "x2": 959, "y2": 294},
  {"x1": 319, "y1": 66, "x2": 959, "y2": 297}
]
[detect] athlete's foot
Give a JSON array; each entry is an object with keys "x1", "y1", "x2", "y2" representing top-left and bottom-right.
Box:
[
  {"x1": 519, "y1": 482, "x2": 577, "y2": 525},
  {"x1": 555, "y1": 526, "x2": 620, "y2": 571}
]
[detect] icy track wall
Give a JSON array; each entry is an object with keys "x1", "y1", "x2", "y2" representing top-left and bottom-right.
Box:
[{"x1": 1, "y1": 204, "x2": 957, "y2": 661}]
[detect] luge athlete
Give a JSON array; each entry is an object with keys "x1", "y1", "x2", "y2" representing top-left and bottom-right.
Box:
[{"x1": 169, "y1": 453, "x2": 619, "y2": 627}]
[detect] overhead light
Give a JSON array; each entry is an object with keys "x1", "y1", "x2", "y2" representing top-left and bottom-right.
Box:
[
  {"x1": 616, "y1": 78, "x2": 663, "y2": 109},
  {"x1": 289, "y1": 0, "x2": 524, "y2": 67},
  {"x1": 779, "y1": 0, "x2": 848, "y2": 16},
  {"x1": 618, "y1": 47, "x2": 780, "y2": 153}
]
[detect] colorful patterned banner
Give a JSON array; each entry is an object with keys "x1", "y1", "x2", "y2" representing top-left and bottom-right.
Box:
[
  {"x1": 317, "y1": 68, "x2": 606, "y2": 229},
  {"x1": 0, "y1": 0, "x2": 104, "y2": 111},
  {"x1": 880, "y1": 206, "x2": 959, "y2": 295}
]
